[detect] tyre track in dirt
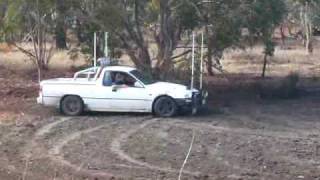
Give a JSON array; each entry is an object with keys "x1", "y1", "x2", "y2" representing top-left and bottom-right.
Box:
[
  {"x1": 21, "y1": 115, "x2": 320, "y2": 179},
  {"x1": 23, "y1": 116, "x2": 203, "y2": 179},
  {"x1": 132, "y1": 119, "x2": 255, "y2": 175},
  {"x1": 169, "y1": 119, "x2": 320, "y2": 170},
  {"x1": 110, "y1": 118, "x2": 202, "y2": 177},
  {"x1": 23, "y1": 116, "x2": 117, "y2": 179},
  {"x1": 23, "y1": 117, "x2": 72, "y2": 160},
  {"x1": 48, "y1": 124, "x2": 116, "y2": 178},
  {"x1": 172, "y1": 119, "x2": 320, "y2": 141},
  {"x1": 46, "y1": 117, "x2": 155, "y2": 178}
]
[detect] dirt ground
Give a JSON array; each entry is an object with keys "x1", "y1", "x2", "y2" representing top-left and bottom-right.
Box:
[
  {"x1": 0, "y1": 69, "x2": 320, "y2": 180},
  {"x1": 0, "y1": 94, "x2": 320, "y2": 180},
  {"x1": 1, "y1": 40, "x2": 320, "y2": 179}
]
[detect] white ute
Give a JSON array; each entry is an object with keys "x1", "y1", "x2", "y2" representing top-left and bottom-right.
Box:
[{"x1": 37, "y1": 66, "x2": 207, "y2": 117}]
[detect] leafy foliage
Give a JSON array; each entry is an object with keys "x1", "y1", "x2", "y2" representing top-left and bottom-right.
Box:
[
  {"x1": 201, "y1": 0, "x2": 286, "y2": 75},
  {"x1": 0, "y1": 0, "x2": 294, "y2": 79}
]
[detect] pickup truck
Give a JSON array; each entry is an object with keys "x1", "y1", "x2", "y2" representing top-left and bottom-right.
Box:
[{"x1": 37, "y1": 66, "x2": 207, "y2": 117}]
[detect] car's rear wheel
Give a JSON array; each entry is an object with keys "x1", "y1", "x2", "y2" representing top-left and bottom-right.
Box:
[
  {"x1": 60, "y1": 96, "x2": 84, "y2": 116},
  {"x1": 153, "y1": 96, "x2": 177, "y2": 117}
]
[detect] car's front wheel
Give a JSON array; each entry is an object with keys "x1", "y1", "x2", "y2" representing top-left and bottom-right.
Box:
[
  {"x1": 60, "y1": 96, "x2": 84, "y2": 116},
  {"x1": 153, "y1": 96, "x2": 177, "y2": 117}
]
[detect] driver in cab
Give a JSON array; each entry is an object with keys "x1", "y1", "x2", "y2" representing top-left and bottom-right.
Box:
[{"x1": 112, "y1": 72, "x2": 136, "y2": 89}]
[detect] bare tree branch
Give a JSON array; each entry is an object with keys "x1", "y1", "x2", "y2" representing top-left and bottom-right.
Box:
[
  {"x1": 11, "y1": 43, "x2": 36, "y2": 61},
  {"x1": 171, "y1": 49, "x2": 192, "y2": 60}
]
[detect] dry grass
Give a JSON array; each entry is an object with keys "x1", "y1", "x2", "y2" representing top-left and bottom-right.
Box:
[
  {"x1": 0, "y1": 40, "x2": 320, "y2": 78},
  {"x1": 0, "y1": 43, "x2": 88, "y2": 71},
  {"x1": 223, "y1": 41, "x2": 320, "y2": 78}
]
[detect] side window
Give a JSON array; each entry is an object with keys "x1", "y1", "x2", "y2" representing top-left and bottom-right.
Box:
[
  {"x1": 103, "y1": 71, "x2": 113, "y2": 86},
  {"x1": 103, "y1": 71, "x2": 137, "y2": 87},
  {"x1": 124, "y1": 73, "x2": 137, "y2": 87},
  {"x1": 113, "y1": 72, "x2": 136, "y2": 87}
]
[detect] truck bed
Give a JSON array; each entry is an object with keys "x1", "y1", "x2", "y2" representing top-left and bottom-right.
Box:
[{"x1": 41, "y1": 78, "x2": 97, "y2": 85}]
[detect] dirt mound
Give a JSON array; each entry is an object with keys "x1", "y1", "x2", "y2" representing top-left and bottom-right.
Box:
[
  {"x1": 0, "y1": 67, "x2": 38, "y2": 98},
  {"x1": 0, "y1": 66, "x2": 75, "y2": 99},
  {"x1": 0, "y1": 67, "x2": 75, "y2": 122}
]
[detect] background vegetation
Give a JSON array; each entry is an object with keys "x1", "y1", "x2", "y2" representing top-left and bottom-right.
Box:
[{"x1": 0, "y1": 0, "x2": 320, "y2": 81}]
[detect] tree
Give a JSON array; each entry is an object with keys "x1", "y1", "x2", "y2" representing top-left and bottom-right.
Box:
[
  {"x1": 244, "y1": 0, "x2": 286, "y2": 77},
  {"x1": 0, "y1": 0, "x2": 23, "y2": 42},
  {"x1": 55, "y1": 0, "x2": 67, "y2": 49},
  {"x1": 70, "y1": 0, "x2": 153, "y2": 74},
  {"x1": 261, "y1": 38, "x2": 275, "y2": 78},
  {"x1": 199, "y1": 0, "x2": 246, "y2": 75},
  {"x1": 152, "y1": 0, "x2": 200, "y2": 78},
  {"x1": 0, "y1": 1, "x2": 7, "y2": 40},
  {"x1": 0, "y1": 0, "x2": 290, "y2": 80},
  {"x1": 1, "y1": 0, "x2": 55, "y2": 82},
  {"x1": 193, "y1": 0, "x2": 285, "y2": 76},
  {"x1": 73, "y1": 0, "x2": 201, "y2": 78},
  {"x1": 290, "y1": 0, "x2": 320, "y2": 53}
]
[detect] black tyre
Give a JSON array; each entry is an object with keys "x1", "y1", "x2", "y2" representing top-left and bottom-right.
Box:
[
  {"x1": 60, "y1": 96, "x2": 84, "y2": 116},
  {"x1": 153, "y1": 96, "x2": 177, "y2": 117}
]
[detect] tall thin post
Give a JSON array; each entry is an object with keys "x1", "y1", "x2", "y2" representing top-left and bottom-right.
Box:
[
  {"x1": 200, "y1": 32, "x2": 204, "y2": 90},
  {"x1": 94, "y1": 32, "x2": 97, "y2": 67},
  {"x1": 191, "y1": 32, "x2": 195, "y2": 90},
  {"x1": 104, "y1": 32, "x2": 109, "y2": 57}
]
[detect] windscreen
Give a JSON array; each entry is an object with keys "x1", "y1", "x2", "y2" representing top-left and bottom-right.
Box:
[{"x1": 130, "y1": 70, "x2": 155, "y2": 85}]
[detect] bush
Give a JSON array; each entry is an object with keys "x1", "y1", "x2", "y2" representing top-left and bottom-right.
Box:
[
  {"x1": 279, "y1": 72, "x2": 300, "y2": 98},
  {"x1": 256, "y1": 73, "x2": 300, "y2": 99}
]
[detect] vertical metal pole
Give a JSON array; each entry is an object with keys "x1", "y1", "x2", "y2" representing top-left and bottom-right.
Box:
[
  {"x1": 104, "y1": 32, "x2": 108, "y2": 57},
  {"x1": 200, "y1": 31, "x2": 204, "y2": 90},
  {"x1": 94, "y1": 32, "x2": 97, "y2": 67},
  {"x1": 191, "y1": 32, "x2": 195, "y2": 90}
]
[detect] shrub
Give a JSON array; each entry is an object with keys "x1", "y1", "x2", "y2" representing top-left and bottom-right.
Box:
[
  {"x1": 256, "y1": 72, "x2": 300, "y2": 99},
  {"x1": 278, "y1": 72, "x2": 300, "y2": 98}
]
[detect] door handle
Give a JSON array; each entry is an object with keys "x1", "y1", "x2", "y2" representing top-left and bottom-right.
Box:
[{"x1": 112, "y1": 85, "x2": 118, "y2": 92}]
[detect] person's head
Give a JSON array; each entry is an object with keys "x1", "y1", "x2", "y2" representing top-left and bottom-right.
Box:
[{"x1": 115, "y1": 73, "x2": 125, "y2": 82}]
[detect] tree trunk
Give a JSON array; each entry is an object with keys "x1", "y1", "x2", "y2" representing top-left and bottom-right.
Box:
[
  {"x1": 261, "y1": 53, "x2": 268, "y2": 78},
  {"x1": 305, "y1": 20, "x2": 313, "y2": 54},
  {"x1": 153, "y1": 0, "x2": 181, "y2": 80},
  {"x1": 75, "y1": 19, "x2": 85, "y2": 44},
  {"x1": 280, "y1": 24, "x2": 286, "y2": 46},
  {"x1": 140, "y1": 47, "x2": 153, "y2": 75},
  {"x1": 55, "y1": 0, "x2": 67, "y2": 49},
  {"x1": 37, "y1": 65, "x2": 42, "y2": 83},
  {"x1": 125, "y1": 45, "x2": 152, "y2": 76},
  {"x1": 55, "y1": 24, "x2": 67, "y2": 49},
  {"x1": 288, "y1": 24, "x2": 293, "y2": 36},
  {"x1": 207, "y1": 47, "x2": 214, "y2": 76},
  {"x1": 155, "y1": 46, "x2": 174, "y2": 79},
  {"x1": 303, "y1": 2, "x2": 313, "y2": 54}
]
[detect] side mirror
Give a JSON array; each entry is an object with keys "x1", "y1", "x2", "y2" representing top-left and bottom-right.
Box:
[{"x1": 134, "y1": 81, "x2": 144, "y2": 88}]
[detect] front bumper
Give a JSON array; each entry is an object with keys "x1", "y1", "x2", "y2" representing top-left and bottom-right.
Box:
[
  {"x1": 175, "y1": 98, "x2": 193, "y2": 107},
  {"x1": 175, "y1": 90, "x2": 208, "y2": 114}
]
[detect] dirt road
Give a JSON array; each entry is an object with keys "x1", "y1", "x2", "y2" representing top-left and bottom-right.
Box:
[{"x1": 0, "y1": 96, "x2": 320, "y2": 180}]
